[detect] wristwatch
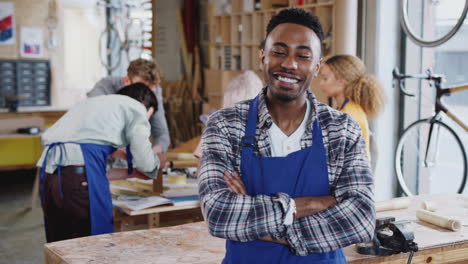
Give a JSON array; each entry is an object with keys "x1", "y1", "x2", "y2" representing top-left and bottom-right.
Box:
[{"x1": 284, "y1": 198, "x2": 296, "y2": 226}]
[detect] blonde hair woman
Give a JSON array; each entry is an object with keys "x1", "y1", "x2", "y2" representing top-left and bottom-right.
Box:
[{"x1": 319, "y1": 54, "x2": 384, "y2": 159}]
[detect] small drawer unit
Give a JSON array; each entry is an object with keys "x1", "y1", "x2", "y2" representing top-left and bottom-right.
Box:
[{"x1": 0, "y1": 59, "x2": 51, "y2": 107}]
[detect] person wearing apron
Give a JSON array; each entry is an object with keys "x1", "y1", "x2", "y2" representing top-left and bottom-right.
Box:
[
  {"x1": 222, "y1": 97, "x2": 346, "y2": 264},
  {"x1": 198, "y1": 8, "x2": 375, "y2": 264},
  {"x1": 38, "y1": 83, "x2": 160, "y2": 242}
]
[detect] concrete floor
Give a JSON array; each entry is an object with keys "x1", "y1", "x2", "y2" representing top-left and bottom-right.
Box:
[{"x1": 0, "y1": 170, "x2": 45, "y2": 264}]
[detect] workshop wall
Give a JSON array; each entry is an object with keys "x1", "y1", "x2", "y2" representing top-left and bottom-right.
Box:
[
  {"x1": 0, "y1": 0, "x2": 50, "y2": 59},
  {"x1": 0, "y1": 0, "x2": 107, "y2": 108}
]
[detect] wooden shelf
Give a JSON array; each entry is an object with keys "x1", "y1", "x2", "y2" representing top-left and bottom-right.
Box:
[
  {"x1": 208, "y1": 1, "x2": 335, "y2": 71},
  {"x1": 205, "y1": 1, "x2": 336, "y2": 109}
]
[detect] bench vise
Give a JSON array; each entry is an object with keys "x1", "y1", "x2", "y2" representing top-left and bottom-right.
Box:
[{"x1": 357, "y1": 216, "x2": 418, "y2": 256}]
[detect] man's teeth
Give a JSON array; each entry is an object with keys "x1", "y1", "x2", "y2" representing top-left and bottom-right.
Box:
[{"x1": 277, "y1": 76, "x2": 298, "y2": 83}]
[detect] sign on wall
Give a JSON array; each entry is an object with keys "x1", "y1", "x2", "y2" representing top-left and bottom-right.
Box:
[
  {"x1": 20, "y1": 27, "x2": 44, "y2": 58},
  {"x1": 0, "y1": 2, "x2": 15, "y2": 45}
]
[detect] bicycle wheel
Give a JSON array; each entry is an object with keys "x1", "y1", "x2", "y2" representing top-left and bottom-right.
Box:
[
  {"x1": 395, "y1": 118, "x2": 467, "y2": 196},
  {"x1": 400, "y1": 0, "x2": 468, "y2": 47},
  {"x1": 99, "y1": 25, "x2": 122, "y2": 71}
]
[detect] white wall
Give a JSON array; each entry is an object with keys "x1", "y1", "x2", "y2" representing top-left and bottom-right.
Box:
[
  {"x1": 364, "y1": 0, "x2": 402, "y2": 201},
  {"x1": 51, "y1": 3, "x2": 107, "y2": 108}
]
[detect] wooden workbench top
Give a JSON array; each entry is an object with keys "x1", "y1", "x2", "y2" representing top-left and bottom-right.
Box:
[{"x1": 45, "y1": 194, "x2": 468, "y2": 264}]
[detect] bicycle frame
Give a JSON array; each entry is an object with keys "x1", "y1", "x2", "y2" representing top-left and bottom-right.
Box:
[
  {"x1": 393, "y1": 68, "x2": 468, "y2": 132},
  {"x1": 441, "y1": 84, "x2": 468, "y2": 132}
]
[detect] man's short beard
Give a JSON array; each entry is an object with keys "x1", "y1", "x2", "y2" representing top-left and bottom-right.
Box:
[{"x1": 270, "y1": 88, "x2": 301, "y2": 102}]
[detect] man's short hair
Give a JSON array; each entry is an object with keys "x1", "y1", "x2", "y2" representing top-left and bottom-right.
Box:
[
  {"x1": 117, "y1": 83, "x2": 158, "y2": 113},
  {"x1": 266, "y1": 8, "x2": 324, "y2": 42},
  {"x1": 127, "y1": 58, "x2": 162, "y2": 86}
]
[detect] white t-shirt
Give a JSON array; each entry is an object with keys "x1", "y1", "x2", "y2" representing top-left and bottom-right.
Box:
[{"x1": 268, "y1": 99, "x2": 311, "y2": 157}]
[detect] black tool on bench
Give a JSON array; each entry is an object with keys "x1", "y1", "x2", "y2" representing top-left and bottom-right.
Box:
[
  {"x1": 17, "y1": 126, "x2": 41, "y2": 135},
  {"x1": 357, "y1": 216, "x2": 418, "y2": 264}
]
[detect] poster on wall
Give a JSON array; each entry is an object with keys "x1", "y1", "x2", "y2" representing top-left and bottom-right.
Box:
[
  {"x1": 20, "y1": 27, "x2": 44, "y2": 58},
  {"x1": 0, "y1": 2, "x2": 15, "y2": 45}
]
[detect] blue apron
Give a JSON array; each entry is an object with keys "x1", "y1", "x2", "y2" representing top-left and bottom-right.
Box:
[
  {"x1": 338, "y1": 99, "x2": 349, "y2": 111},
  {"x1": 223, "y1": 97, "x2": 347, "y2": 264},
  {"x1": 40, "y1": 142, "x2": 133, "y2": 235}
]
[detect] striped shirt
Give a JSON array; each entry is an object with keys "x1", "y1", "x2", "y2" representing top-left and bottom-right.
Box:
[{"x1": 198, "y1": 88, "x2": 375, "y2": 256}]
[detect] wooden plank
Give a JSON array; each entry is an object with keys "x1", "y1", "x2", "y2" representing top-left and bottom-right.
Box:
[
  {"x1": 110, "y1": 187, "x2": 156, "y2": 197},
  {"x1": 168, "y1": 160, "x2": 198, "y2": 169},
  {"x1": 192, "y1": 46, "x2": 201, "y2": 99},
  {"x1": 176, "y1": 8, "x2": 192, "y2": 83},
  {"x1": 152, "y1": 169, "x2": 163, "y2": 194},
  {"x1": 116, "y1": 203, "x2": 200, "y2": 217},
  {"x1": 45, "y1": 194, "x2": 468, "y2": 264},
  {"x1": 110, "y1": 179, "x2": 153, "y2": 192},
  {"x1": 347, "y1": 242, "x2": 468, "y2": 264},
  {"x1": 45, "y1": 222, "x2": 225, "y2": 264}
]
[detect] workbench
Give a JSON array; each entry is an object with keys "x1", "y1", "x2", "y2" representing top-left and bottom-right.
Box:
[
  {"x1": 0, "y1": 110, "x2": 65, "y2": 170},
  {"x1": 45, "y1": 194, "x2": 468, "y2": 264},
  {"x1": 113, "y1": 202, "x2": 202, "y2": 231}
]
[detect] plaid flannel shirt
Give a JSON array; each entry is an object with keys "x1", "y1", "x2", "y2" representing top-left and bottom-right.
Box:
[{"x1": 198, "y1": 88, "x2": 375, "y2": 256}]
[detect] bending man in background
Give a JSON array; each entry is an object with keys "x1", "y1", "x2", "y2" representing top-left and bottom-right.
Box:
[
  {"x1": 38, "y1": 83, "x2": 159, "y2": 242},
  {"x1": 87, "y1": 58, "x2": 170, "y2": 161}
]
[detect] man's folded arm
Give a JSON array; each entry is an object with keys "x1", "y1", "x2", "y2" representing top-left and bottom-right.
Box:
[
  {"x1": 284, "y1": 137, "x2": 375, "y2": 256},
  {"x1": 199, "y1": 114, "x2": 291, "y2": 242}
]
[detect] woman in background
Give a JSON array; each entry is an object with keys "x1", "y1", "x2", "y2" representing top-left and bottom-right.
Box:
[{"x1": 319, "y1": 54, "x2": 384, "y2": 160}]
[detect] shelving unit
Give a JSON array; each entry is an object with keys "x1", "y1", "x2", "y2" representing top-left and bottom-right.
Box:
[
  {"x1": 208, "y1": 0, "x2": 335, "y2": 71},
  {"x1": 204, "y1": 0, "x2": 335, "y2": 108}
]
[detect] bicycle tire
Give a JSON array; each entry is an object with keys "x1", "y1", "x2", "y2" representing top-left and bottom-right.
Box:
[
  {"x1": 400, "y1": 0, "x2": 468, "y2": 47},
  {"x1": 99, "y1": 25, "x2": 122, "y2": 71},
  {"x1": 395, "y1": 118, "x2": 467, "y2": 196}
]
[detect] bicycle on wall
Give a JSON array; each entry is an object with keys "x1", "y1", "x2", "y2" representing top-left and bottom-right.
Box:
[
  {"x1": 97, "y1": 0, "x2": 152, "y2": 71},
  {"x1": 393, "y1": 68, "x2": 468, "y2": 196},
  {"x1": 400, "y1": 0, "x2": 468, "y2": 47}
]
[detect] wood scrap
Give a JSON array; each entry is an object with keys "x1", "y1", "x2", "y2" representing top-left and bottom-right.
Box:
[
  {"x1": 416, "y1": 209, "x2": 462, "y2": 231},
  {"x1": 110, "y1": 187, "x2": 157, "y2": 197},
  {"x1": 111, "y1": 180, "x2": 153, "y2": 192},
  {"x1": 176, "y1": 8, "x2": 192, "y2": 83},
  {"x1": 375, "y1": 197, "x2": 411, "y2": 212},
  {"x1": 166, "y1": 152, "x2": 197, "y2": 161}
]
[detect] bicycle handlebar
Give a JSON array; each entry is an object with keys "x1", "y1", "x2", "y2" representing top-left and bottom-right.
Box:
[{"x1": 393, "y1": 67, "x2": 445, "y2": 97}]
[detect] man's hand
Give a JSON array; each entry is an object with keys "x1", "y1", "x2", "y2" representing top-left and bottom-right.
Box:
[
  {"x1": 111, "y1": 148, "x2": 127, "y2": 160},
  {"x1": 224, "y1": 170, "x2": 247, "y2": 195},
  {"x1": 152, "y1": 145, "x2": 167, "y2": 169}
]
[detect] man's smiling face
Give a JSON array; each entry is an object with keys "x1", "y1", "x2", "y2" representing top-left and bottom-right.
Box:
[{"x1": 261, "y1": 23, "x2": 322, "y2": 102}]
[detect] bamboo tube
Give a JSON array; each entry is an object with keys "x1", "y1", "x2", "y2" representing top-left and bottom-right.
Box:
[
  {"x1": 421, "y1": 201, "x2": 437, "y2": 212},
  {"x1": 375, "y1": 198, "x2": 410, "y2": 212},
  {"x1": 168, "y1": 160, "x2": 199, "y2": 169},
  {"x1": 416, "y1": 209, "x2": 462, "y2": 231},
  {"x1": 166, "y1": 152, "x2": 197, "y2": 161}
]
